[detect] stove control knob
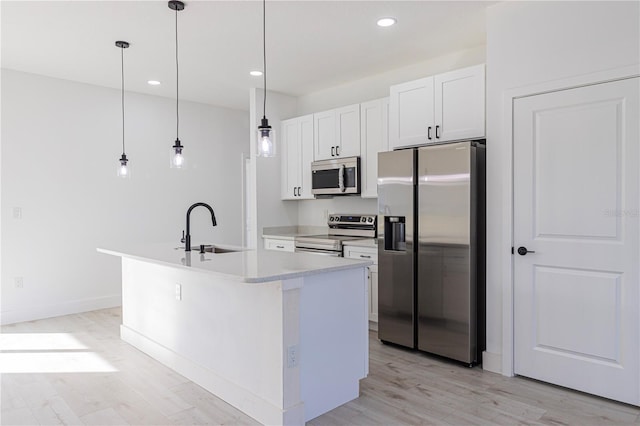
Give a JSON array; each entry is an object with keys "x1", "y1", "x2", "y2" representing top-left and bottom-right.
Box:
[
  {"x1": 367, "y1": 217, "x2": 374, "y2": 223},
  {"x1": 329, "y1": 217, "x2": 335, "y2": 222},
  {"x1": 334, "y1": 216, "x2": 340, "y2": 222},
  {"x1": 361, "y1": 217, "x2": 366, "y2": 223}
]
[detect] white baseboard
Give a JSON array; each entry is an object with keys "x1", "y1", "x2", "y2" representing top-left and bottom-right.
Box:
[
  {"x1": 481, "y1": 350, "x2": 502, "y2": 374},
  {"x1": 0, "y1": 294, "x2": 121, "y2": 325},
  {"x1": 121, "y1": 325, "x2": 303, "y2": 426}
]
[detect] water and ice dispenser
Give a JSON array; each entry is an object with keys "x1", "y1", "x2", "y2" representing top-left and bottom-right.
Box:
[{"x1": 384, "y1": 216, "x2": 406, "y2": 251}]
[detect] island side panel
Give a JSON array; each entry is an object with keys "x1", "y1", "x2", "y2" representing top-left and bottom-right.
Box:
[
  {"x1": 298, "y1": 267, "x2": 368, "y2": 421},
  {"x1": 120, "y1": 257, "x2": 289, "y2": 424}
]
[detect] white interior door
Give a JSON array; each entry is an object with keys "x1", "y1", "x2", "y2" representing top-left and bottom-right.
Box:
[{"x1": 513, "y1": 77, "x2": 639, "y2": 405}]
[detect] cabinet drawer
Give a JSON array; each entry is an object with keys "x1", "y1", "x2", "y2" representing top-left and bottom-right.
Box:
[
  {"x1": 344, "y1": 246, "x2": 378, "y2": 264},
  {"x1": 263, "y1": 238, "x2": 295, "y2": 252}
]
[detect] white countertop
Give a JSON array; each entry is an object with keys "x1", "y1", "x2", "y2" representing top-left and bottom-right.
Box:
[
  {"x1": 98, "y1": 243, "x2": 372, "y2": 284},
  {"x1": 261, "y1": 225, "x2": 326, "y2": 240}
]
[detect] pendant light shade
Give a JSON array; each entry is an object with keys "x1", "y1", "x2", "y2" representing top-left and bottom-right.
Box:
[
  {"x1": 169, "y1": 0, "x2": 186, "y2": 168},
  {"x1": 256, "y1": 0, "x2": 276, "y2": 158},
  {"x1": 115, "y1": 40, "x2": 131, "y2": 178}
]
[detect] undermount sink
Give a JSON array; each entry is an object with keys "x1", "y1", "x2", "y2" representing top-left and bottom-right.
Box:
[{"x1": 174, "y1": 245, "x2": 238, "y2": 254}]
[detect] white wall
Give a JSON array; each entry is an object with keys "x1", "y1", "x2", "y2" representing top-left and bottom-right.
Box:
[
  {"x1": 1, "y1": 69, "x2": 249, "y2": 324},
  {"x1": 247, "y1": 88, "x2": 298, "y2": 247},
  {"x1": 296, "y1": 45, "x2": 485, "y2": 115},
  {"x1": 295, "y1": 45, "x2": 486, "y2": 226},
  {"x1": 485, "y1": 0, "x2": 640, "y2": 374}
]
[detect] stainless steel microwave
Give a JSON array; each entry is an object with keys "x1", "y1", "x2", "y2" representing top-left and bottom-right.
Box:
[{"x1": 311, "y1": 157, "x2": 361, "y2": 196}]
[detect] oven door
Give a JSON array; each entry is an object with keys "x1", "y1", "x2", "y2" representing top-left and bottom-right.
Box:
[
  {"x1": 311, "y1": 157, "x2": 360, "y2": 195},
  {"x1": 295, "y1": 247, "x2": 342, "y2": 257}
]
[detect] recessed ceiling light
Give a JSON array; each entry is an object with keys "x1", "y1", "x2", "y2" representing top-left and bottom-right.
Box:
[
  {"x1": 250, "y1": 70, "x2": 263, "y2": 77},
  {"x1": 147, "y1": 80, "x2": 161, "y2": 86},
  {"x1": 377, "y1": 17, "x2": 397, "y2": 27}
]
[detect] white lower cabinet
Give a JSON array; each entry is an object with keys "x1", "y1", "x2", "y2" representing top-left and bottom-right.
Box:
[
  {"x1": 263, "y1": 238, "x2": 295, "y2": 252},
  {"x1": 369, "y1": 265, "x2": 378, "y2": 323},
  {"x1": 343, "y1": 245, "x2": 378, "y2": 323}
]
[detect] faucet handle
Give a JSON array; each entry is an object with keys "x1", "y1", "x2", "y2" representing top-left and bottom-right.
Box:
[{"x1": 180, "y1": 230, "x2": 186, "y2": 244}]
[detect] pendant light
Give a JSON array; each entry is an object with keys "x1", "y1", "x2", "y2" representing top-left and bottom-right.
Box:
[
  {"x1": 169, "y1": 0, "x2": 186, "y2": 168},
  {"x1": 256, "y1": 0, "x2": 276, "y2": 157},
  {"x1": 116, "y1": 40, "x2": 130, "y2": 178}
]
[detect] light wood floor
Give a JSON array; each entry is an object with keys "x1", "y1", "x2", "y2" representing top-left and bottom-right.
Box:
[{"x1": 1, "y1": 308, "x2": 638, "y2": 425}]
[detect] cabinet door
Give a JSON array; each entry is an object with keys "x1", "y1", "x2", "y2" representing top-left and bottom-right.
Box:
[
  {"x1": 434, "y1": 64, "x2": 485, "y2": 142},
  {"x1": 370, "y1": 266, "x2": 378, "y2": 323},
  {"x1": 280, "y1": 118, "x2": 300, "y2": 200},
  {"x1": 313, "y1": 110, "x2": 336, "y2": 161},
  {"x1": 389, "y1": 76, "x2": 434, "y2": 149},
  {"x1": 335, "y1": 104, "x2": 361, "y2": 157},
  {"x1": 360, "y1": 98, "x2": 389, "y2": 198},
  {"x1": 263, "y1": 238, "x2": 295, "y2": 252},
  {"x1": 343, "y1": 246, "x2": 378, "y2": 263},
  {"x1": 298, "y1": 114, "x2": 315, "y2": 199}
]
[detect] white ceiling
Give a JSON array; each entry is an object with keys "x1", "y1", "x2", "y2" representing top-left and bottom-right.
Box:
[{"x1": 1, "y1": 1, "x2": 492, "y2": 111}]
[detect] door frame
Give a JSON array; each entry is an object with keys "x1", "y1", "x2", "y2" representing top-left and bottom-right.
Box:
[{"x1": 500, "y1": 64, "x2": 640, "y2": 377}]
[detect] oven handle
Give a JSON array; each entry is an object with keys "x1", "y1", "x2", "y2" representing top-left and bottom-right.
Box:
[
  {"x1": 339, "y1": 164, "x2": 346, "y2": 193},
  {"x1": 295, "y1": 241, "x2": 341, "y2": 251},
  {"x1": 295, "y1": 247, "x2": 341, "y2": 257}
]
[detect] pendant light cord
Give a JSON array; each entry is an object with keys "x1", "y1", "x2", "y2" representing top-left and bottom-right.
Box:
[
  {"x1": 262, "y1": 0, "x2": 267, "y2": 119},
  {"x1": 121, "y1": 46, "x2": 126, "y2": 156},
  {"x1": 175, "y1": 7, "x2": 180, "y2": 140}
]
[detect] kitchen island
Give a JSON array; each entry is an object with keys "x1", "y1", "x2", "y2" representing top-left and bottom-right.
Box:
[{"x1": 97, "y1": 244, "x2": 372, "y2": 425}]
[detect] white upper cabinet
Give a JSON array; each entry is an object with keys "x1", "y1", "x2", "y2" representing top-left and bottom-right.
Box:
[
  {"x1": 389, "y1": 77, "x2": 435, "y2": 149},
  {"x1": 389, "y1": 64, "x2": 485, "y2": 149},
  {"x1": 360, "y1": 97, "x2": 389, "y2": 198},
  {"x1": 281, "y1": 114, "x2": 314, "y2": 200},
  {"x1": 313, "y1": 110, "x2": 336, "y2": 161},
  {"x1": 335, "y1": 104, "x2": 361, "y2": 158},
  {"x1": 434, "y1": 64, "x2": 485, "y2": 143},
  {"x1": 314, "y1": 104, "x2": 361, "y2": 160}
]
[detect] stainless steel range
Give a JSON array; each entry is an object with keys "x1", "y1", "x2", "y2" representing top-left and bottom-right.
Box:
[{"x1": 295, "y1": 214, "x2": 377, "y2": 256}]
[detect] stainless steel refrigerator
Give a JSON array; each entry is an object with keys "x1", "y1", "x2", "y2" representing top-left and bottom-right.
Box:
[{"x1": 377, "y1": 141, "x2": 485, "y2": 365}]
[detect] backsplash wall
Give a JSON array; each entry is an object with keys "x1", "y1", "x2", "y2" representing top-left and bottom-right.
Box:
[{"x1": 297, "y1": 197, "x2": 377, "y2": 226}]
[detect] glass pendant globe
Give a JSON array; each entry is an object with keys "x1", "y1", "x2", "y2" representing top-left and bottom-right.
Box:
[
  {"x1": 256, "y1": 127, "x2": 276, "y2": 157},
  {"x1": 170, "y1": 145, "x2": 185, "y2": 168}
]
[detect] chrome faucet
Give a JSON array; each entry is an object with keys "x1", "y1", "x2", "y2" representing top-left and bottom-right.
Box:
[{"x1": 184, "y1": 202, "x2": 217, "y2": 251}]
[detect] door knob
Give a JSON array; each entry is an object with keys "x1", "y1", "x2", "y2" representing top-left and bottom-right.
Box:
[{"x1": 517, "y1": 246, "x2": 535, "y2": 256}]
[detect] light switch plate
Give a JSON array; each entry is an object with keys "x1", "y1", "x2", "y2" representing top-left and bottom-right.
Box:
[{"x1": 287, "y1": 345, "x2": 298, "y2": 368}]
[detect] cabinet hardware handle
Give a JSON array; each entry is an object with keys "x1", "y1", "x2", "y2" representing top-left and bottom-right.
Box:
[
  {"x1": 297, "y1": 186, "x2": 301, "y2": 196},
  {"x1": 293, "y1": 187, "x2": 297, "y2": 197},
  {"x1": 276, "y1": 245, "x2": 285, "y2": 249},
  {"x1": 427, "y1": 126, "x2": 432, "y2": 140},
  {"x1": 336, "y1": 146, "x2": 340, "y2": 156},
  {"x1": 360, "y1": 255, "x2": 371, "y2": 259},
  {"x1": 331, "y1": 146, "x2": 335, "y2": 157},
  {"x1": 435, "y1": 125, "x2": 441, "y2": 139}
]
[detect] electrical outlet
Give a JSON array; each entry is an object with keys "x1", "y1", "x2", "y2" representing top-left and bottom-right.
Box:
[
  {"x1": 12, "y1": 207, "x2": 22, "y2": 219},
  {"x1": 287, "y1": 345, "x2": 298, "y2": 368},
  {"x1": 175, "y1": 283, "x2": 182, "y2": 301},
  {"x1": 14, "y1": 277, "x2": 24, "y2": 289}
]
